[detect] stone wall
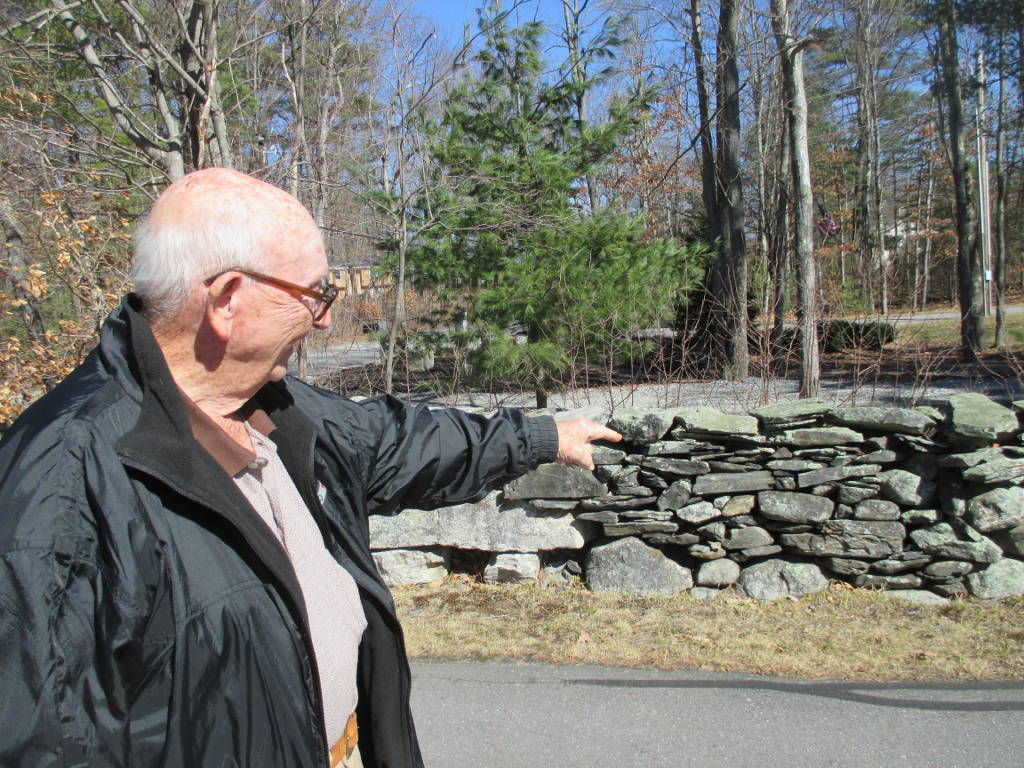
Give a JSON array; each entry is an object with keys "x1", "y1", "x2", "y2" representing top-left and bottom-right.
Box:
[{"x1": 369, "y1": 394, "x2": 1024, "y2": 603}]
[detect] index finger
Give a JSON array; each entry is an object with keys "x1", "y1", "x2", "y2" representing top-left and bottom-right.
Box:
[{"x1": 590, "y1": 424, "x2": 622, "y2": 443}]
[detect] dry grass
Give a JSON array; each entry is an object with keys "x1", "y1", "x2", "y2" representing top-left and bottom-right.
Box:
[{"x1": 395, "y1": 581, "x2": 1024, "y2": 682}]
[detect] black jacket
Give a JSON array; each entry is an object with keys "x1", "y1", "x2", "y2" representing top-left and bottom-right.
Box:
[{"x1": 0, "y1": 297, "x2": 558, "y2": 767}]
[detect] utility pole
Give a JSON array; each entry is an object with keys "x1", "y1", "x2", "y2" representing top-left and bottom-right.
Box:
[{"x1": 975, "y1": 50, "x2": 993, "y2": 316}]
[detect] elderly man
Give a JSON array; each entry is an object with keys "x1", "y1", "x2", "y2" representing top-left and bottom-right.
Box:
[{"x1": 0, "y1": 168, "x2": 619, "y2": 767}]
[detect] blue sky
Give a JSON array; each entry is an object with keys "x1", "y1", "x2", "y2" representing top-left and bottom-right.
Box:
[{"x1": 411, "y1": 0, "x2": 569, "y2": 37}]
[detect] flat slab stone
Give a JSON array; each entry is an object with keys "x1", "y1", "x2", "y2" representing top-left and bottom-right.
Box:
[
  {"x1": 692, "y1": 471, "x2": 774, "y2": 496},
  {"x1": 878, "y1": 469, "x2": 937, "y2": 507},
  {"x1": 796, "y1": 464, "x2": 881, "y2": 488},
  {"x1": 672, "y1": 408, "x2": 760, "y2": 436},
  {"x1": 779, "y1": 520, "x2": 905, "y2": 559},
  {"x1": 370, "y1": 492, "x2": 595, "y2": 551},
  {"x1": 758, "y1": 491, "x2": 833, "y2": 523},
  {"x1": 909, "y1": 522, "x2": 1003, "y2": 564},
  {"x1": 751, "y1": 399, "x2": 834, "y2": 429},
  {"x1": 831, "y1": 406, "x2": 934, "y2": 436},
  {"x1": 962, "y1": 457, "x2": 1024, "y2": 485},
  {"x1": 504, "y1": 464, "x2": 606, "y2": 500},
  {"x1": 946, "y1": 393, "x2": 1020, "y2": 446},
  {"x1": 586, "y1": 536, "x2": 693, "y2": 596},
  {"x1": 780, "y1": 427, "x2": 864, "y2": 447},
  {"x1": 643, "y1": 457, "x2": 711, "y2": 477}
]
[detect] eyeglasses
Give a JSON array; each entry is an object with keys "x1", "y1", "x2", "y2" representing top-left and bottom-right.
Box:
[{"x1": 208, "y1": 267, "x2": 339, "y2": 321}]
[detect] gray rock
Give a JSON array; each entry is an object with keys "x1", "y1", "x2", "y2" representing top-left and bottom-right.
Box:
[
  {"x1": 578, "y1": 495, "x2": 656, "y2": 511},
  {"x1": 854, "y1": 499, "x2": 901, "y2": 521},
  {"x1": 689, "y1": 586, "x2": 724, "y2": 600},
  {"x1": 675, "y1": 500, "x2": 719, "y2": 525},
  {"x1": 735, "y1": 544, "x2": 784, "y2": 560},
  {"x1": 696, "y1": 522, "x2": 727, "y2": 542},
  {"x1": 696, "y1": 558, "x2": 741, "y2": 587},
  {"x1": 779, "y1": 520, "x2": 905, "y2": 559},
  {"x1": 619, "y1": 509, "x2": 674, "y2": 521},
  {"x1": 607, "y1": 408, "x2": 685, "y2": 442},
  {"x1": 643, "y1": 457, "x2": 711, "y2": 477},
  {"x1": 672, "y1": 408, "x2": 760, "y2": 436},
  {"x1": 871, "y1": 551, "x2": 933, "y2": 574},
  {"x1": 656, "y1": 479, "x2": 693, "y2": 510},
  {"x1": 797, "y1": 464, "x2": 881, "y2": 488},
  {"x1": 592, "y1": 446, "x2": 627, "y2": 465},
  {"x1": 883, "y1": 590, "x2": 949, "y2": 606},
  {"x1": 962, "y1": 457, "x2": 1024, "y2": 485},
  {"x1": 644, "y1": 440, "x2": 715, "y2": 456},
  {"x1": 575, "y1": 511, "x2": 619, "y2": 524},
  {"x1": 688, "y1": 541, "x2": 728, "y2": 560},
  {"x1": 604, "y1": 521, "x2": 679, "y2": 537},
  {"x1": 902, "y1": 508, "x2": 941, "y2": 526},
  {"x1": 483, "y1": 552, "x2": 541, "y2": 583},
  {"x1": 373, "y1": 548, "x2": 449, "y2": 586},
  {"x1": 966, "y1": 487, "x2": 1024, "y2": 532},
  {"x1": 938, "y1": 447, "x2": 1004, "y2": 469},
  {"x1": 991, "y1": 523, "x2": 1024, "y2": 557},
  {"x1": 638, "y1": 471, "x2": 669, "y2": 490},
  {"x1": 723, "y1": 526, "x2": 774, "y2": 550},
  {"x1": 692, "y1": 471, "x2": 775, "y2": 496},
  {"x1": 931, "y1": 581, "x2": 970, "y2": 598},
  {"x1": 644, "y1": 532, "x2": 701, "y2": 547},
  {"x1": 735, "y1": 559, "x2": 828, "y2": 600},
  {"x1": 966, "y1": 557, "x2": 1024, "y2": 599},
  {"x1": 853, "y1": 450, "x2": 899, "y2": 464},
  {"x1": 776, "y1": 477, "x2": 797, "y2": 491},
  {"x1": 721, "y1": 495, "x2": 756, "y2": 517},
  {"x1": 766, "y1": 459, "x2": 826, "y2": 472},
  {"x1": 751, "y1": 399, "x2": 834, "y2": 429},
  {"x1": 758, "y1": 491, "x2": 833, "y2": 524},
  {"x1": 504, "y1": 464, "x2": 606, "y2": 500},
  {"x1": 530, "y1": 499, "x2": 579, "y2": 512},
  {"x1": 823, "y1": 558, "x2": 871, "y2": 576},
  {"x1": 837, "y1": 484, "x2": 879, "y2": 504},
  {"x1": 855, "y1": 573, "x2": 924, "y2": 589},
  {"x1": 831, "y1": 406, "x2": 934, "y2": 436},
  {"x1": 909, "y1": 522, "x2": 1003, "y2": 564},
  {"x1": 922, "y1": 560, "x2": 973, "y2": 580},
  {"x1": 370, "y1": 492, "x2": 594, "y2": 551},
  {"x1": 586, "y1": 537, "x2": 693, "y2": 596},
  {"x1": 946, "y1": 393, "x2": 1020, "y2": 447},
  {"x1": 780, "y1": 427, "x2": 865, "y2": 446},
  {"x1": 878, "y1": 469, "x2": 937, "y2": 507}
]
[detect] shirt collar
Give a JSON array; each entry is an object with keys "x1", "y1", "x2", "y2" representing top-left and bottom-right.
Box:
[{"x1": 179, "y1": 390, "x2": 278, "y2": 476}]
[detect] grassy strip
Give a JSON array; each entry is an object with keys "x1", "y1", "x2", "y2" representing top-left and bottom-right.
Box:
[
  {"x1": 395, "y1": 581, "x2": 1024, "y2": 682},
  {"x1": 893, "y1": 312, "x2": 1024, "y2": 348}
]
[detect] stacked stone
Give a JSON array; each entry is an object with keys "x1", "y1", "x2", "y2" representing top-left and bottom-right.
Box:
[{"x1": 369, "y1": 393, "x2": 1024, "y2": 603}]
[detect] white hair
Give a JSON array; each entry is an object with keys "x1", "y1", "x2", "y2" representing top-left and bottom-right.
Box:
[{"x1": 131, "y1": 198, "x2": 277, "y2": 323}]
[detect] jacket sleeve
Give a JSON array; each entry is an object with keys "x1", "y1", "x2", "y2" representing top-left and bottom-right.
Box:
[
  {"x1": 323, "y1": 394, "x2": 558, "y2": 516},
  {"x1": 0, "y1": 430, "x2": 164, "y2": 767}
]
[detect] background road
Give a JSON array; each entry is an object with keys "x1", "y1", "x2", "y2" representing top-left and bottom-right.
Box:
[{"x1": 410, "y1": 660, "x2": 1024, "y2": 768}]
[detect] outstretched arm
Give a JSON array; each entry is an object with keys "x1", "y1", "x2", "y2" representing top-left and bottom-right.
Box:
[{"x1": 555, "y1": 418, "x2": 622, "y2": 471}]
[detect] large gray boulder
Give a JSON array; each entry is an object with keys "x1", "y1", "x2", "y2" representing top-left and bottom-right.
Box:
[
  {"x1": 696, "y1": 558, "x2": 741, "y2": 587},
  {"x1": 966, "y1": 487, "x2": 1024, "y2": 533},
  {"x1": 831, "y1": 406, "x2": 934, "y2": 436},
  {"x1": 758, "y1": 491, "x2": 833, "y2": 524},
  {"x1": 966, "y1": 557, "x2": 1024, "y2": 599},
  {"x1": 504, "y1": 464, "x2": 606, "y2": 500},
  {"x1": 946, "y1": 393, "x2": 1020, "y2": 447},
  {"x1": 373, "y1": 548, "x2": 449, "y2": 586},
  {"x1": 735, "y1": 559, "x2": 828, "y2": 600},
  {"x1": 586, "y1": 537, "x2": 693, "y2": 596},
  {"x1": 369, "y1": 492, "x2": 595, "y2": 551}
]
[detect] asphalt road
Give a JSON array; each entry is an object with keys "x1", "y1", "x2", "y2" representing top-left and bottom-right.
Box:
[{"x1": 410, "y1": 660, "x2": 1024, "y2": 768}]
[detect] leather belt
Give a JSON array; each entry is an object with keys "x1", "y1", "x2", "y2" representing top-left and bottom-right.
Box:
[{"x1": 329, "y1": 713, "x2": 359, "y2": 767}]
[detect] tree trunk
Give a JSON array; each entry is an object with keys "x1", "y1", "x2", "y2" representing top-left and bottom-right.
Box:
[
  {"x1": 772, "y1": 0, "x2": 818, "y2": 397},
  {"x1": 1, "y1": 196, "x2": 45, "y2": 342},
  {"x1": 712, "y1": 0, "x2": 748, "y2": 380},
  {"x1": 936, "y1": 0, "x2": 983, "y2": 358},
  {"x1": 993, "y1": 34, "x2": 1008, "y2": 348}
]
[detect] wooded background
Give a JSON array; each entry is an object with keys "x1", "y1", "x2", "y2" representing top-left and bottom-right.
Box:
[{"x1": 1, "y1": 0, "x2": 1021, "y2": 421}]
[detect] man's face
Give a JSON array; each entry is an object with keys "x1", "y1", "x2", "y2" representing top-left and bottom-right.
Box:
[{"x1": 233, "y1": 212, "x2": 330, "y2": 383}]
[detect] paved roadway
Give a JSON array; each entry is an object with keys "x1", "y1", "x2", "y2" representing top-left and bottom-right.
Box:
[{"x1": 410, "y1": 660, "x2": 1024, "y2": 768}]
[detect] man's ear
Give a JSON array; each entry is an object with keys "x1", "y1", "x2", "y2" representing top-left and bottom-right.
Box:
[{"x1": 204, "y1": 272, "x2": 243, "y2": 342}]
